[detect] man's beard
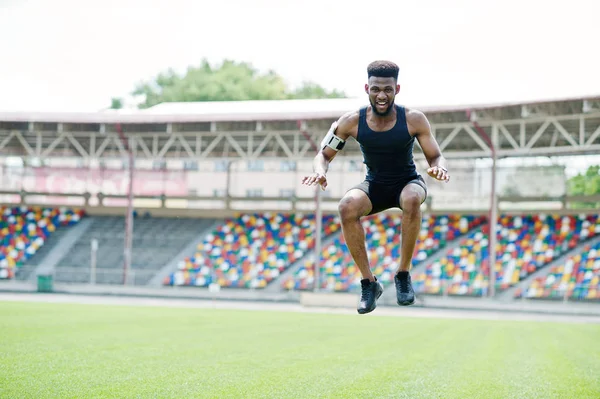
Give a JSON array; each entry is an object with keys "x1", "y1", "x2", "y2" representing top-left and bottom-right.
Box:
[{"x1": 370, "y1": 98, "x2": 394, "y2": 116}]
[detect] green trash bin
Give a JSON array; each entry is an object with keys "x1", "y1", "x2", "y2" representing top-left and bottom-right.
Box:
[{"x1": 37, "y1": 274, "x2": 54, "y2": 293}]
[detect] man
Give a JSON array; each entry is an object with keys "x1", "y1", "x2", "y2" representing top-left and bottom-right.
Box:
[{"x1": 302, "y1": 60, "x2": 449, "y2": 314}]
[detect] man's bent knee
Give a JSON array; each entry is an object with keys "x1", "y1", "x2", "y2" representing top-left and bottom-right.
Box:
[
  {"x1": 400, "y1": 187, "x2": 425, "y2": 213},
  {"x1": 338, "y1": 190, "x2": 371, "y2": 220},
  {"x1": 338, "y1": 198, "x2": 361, "y2": 220}
]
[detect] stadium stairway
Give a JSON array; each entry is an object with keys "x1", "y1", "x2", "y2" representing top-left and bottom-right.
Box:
[
  {"x1": 53, "y1": 216, "x2": 215, "y2": 285},
  {"x1": 497, "y1": 233, "x2": 600, "y2": 301},
  {"x1": 263, "y1": 227, "x2": 343, "y2": 293},
  {"x1": 16, "y1": 218, "x2": 93, "y2": 281},
  {"x1": 147, "y1": 219, "x2": 223, "y2": 287}
]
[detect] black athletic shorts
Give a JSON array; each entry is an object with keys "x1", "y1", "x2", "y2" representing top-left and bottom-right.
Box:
[{"x1": 348, "y1": 175, "x2": 427, "y2": 216}]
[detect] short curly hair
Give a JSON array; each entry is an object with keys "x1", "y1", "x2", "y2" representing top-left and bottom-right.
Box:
[{"x1": 367, "y1": 60, "x2": 399, "y2": 80}]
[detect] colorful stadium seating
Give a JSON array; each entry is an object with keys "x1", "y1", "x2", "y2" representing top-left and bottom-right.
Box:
[
  {"x1": 413, "y1": 214, "x2": 600, "y2": 296},
  {"x1": 0, "y1": 206, "x2": 84, "y2": 279},
  {"x1": 2, "y1": 206, "x2": 595, "y2": 301},
  {"x1": 282, "y1": 214, "x2": 486, "y2": 292},
  {"x1": 516, "y1": 240, "x2": 600, "y2": 301},
  {"x1": 164, "y1": 213, "x2": 338, "y2": 288}
]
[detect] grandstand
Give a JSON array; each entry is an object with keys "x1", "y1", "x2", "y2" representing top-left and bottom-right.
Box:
[{"x1": 1, "y1": 95, "x2": 600, "y2": 305}]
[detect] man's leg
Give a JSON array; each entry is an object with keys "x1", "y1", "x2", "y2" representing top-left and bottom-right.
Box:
[
  {"x1": 338, "y1": 189, "x2": 374, "y2": 281},
  {"x1": 397, "y1": 183, "x2": 426, "y2": 273},
  {"x1": 338, "y1": 188, "x2": 383, "y2": 314},
  {"x1": 395, "y1": 182, "x2": 427, "y2": 306}
]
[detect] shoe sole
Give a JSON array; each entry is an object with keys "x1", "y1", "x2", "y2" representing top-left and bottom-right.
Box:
[
  {"x1": 357, "y1": 286, "x2": 384, "y2": 315},
  {"x1": 397, "y1": 294, "x2": 415, "y2": 306},
  {"x1": 397, "y1": 299, "x2": 415, "y2": 306}
]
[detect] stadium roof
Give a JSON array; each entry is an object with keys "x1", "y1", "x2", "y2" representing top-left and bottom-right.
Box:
[
  {"x1": 1, "y1": 95, "x2": 599, "y2": 160},
  {"x1": 0, "y1": 95, "x2": 599, "y2": 124}
]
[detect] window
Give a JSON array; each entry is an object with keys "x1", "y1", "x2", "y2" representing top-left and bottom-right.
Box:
[
  {"x1": 247, "y1": 160, "x2": 264, "y2": 171},
  {"x1": 246, "y1": 189, "x2": 263, "y2": 197},
  {"x1": 183, "y1": 160, "x2": 199, "y2": 170},
  {"x1": 214, "y1": 160, "x2": 229, "y2": 172},
  {"x1": 213, "y1": 189, "x2": 227, "y2": 198},
  {"x1": 152, "y1": 159, "x2": 167, "y2": 170},
  {"x1": 280, "y1": 161, "x2": 297, "y2": 172},
  {"x1": 279, "y1": 189, "x2": 295, "y2": 198}
]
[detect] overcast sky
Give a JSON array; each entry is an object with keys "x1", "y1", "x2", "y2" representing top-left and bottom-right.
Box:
[{"x1": 1, "y1": 0, "x2": 599, "y2": 112}]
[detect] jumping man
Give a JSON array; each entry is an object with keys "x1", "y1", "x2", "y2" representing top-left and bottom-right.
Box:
[{"x1": 302, "y1": 60, "x2": 450, "y2": 314}]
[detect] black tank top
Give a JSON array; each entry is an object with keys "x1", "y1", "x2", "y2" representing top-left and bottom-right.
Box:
[{"x1": 356, "y1": 105, "x2": 417, "y2": 183}]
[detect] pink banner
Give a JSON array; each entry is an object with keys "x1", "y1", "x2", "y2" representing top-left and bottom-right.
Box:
[{"x1": 16, "y1": 167, "x2": 189, "y2": 196}]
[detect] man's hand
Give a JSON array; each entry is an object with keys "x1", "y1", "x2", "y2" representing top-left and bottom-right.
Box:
[
  {"x1": 302, "y1": 172, "x2": 327, "y2": 190},
  {"x1": 409, "y1": 109, "x2": 450, "y2": 184},
  {"x1": 427, "y1": 166, "x2": 450, "y2": 182}
]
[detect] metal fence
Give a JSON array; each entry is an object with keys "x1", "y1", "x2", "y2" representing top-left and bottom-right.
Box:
[{"x1": 0, "y1": 157, "x2": 580, "y2": 212}]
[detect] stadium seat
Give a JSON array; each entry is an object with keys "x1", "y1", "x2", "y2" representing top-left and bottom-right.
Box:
[
  {"x1": 283, "y1": 214, "x2": 486, "y2": 292},
  {"x1": 164, "y1": 213, "x2": 338, "y2": 288},
  {"x1": 520, "y1": 240, "x2": 600, "y2": 301},
  {"x1": 0, "y1": 206, "x2": 84, "y2": 279},
  {"x1": 413, "y1": 214, "x2": 600, "y2": 297}
]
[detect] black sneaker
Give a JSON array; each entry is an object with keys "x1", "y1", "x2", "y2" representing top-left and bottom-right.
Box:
[
  {"x1": 395, "y1": 271, "x2": 415, "y2": 306},
  {"x1": 357, "y1": 278, "x2": 384, "y2": 314}
]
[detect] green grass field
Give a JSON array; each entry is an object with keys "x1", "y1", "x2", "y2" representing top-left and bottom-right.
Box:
[{"x1": 1, "y1": 301, "x2": 599, "y2": 399}]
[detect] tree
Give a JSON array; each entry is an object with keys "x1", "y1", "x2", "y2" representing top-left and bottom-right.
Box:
[
  {"x1": 290, "y1": 81, "x2": 347, "y2": 99},
  {"x1": 131, "y1": 59, "x2": 346, "y2": 108},
  {"x1": 110, "y1": 97, "x2": 124, "y2": 109},
  {"x1": 567, "y1": 165, "x2": 600, "y2": 208}
]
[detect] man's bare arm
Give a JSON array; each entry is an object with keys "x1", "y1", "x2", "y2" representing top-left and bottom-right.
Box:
[
  {"x1": 408, "y1": 110, "x2": 450, "y2": 182},
  {"x1": 302, "y1": 111, "x2": 358, "y2": 189}
]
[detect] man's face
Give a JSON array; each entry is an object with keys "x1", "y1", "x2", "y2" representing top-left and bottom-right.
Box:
[{"x1": 365, "y1": 76, "x2": 400, "y2": 116}]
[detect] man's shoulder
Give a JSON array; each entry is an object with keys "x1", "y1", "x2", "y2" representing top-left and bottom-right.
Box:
[
  {"x1": 339, "y1": 108, "x2": 363, "y2": 124},
  {"x1": 336, "y1": 108, "x2": 363, "y2": 135},
  {"x1": 403, "y1": 106, "x2": 426, "y2": 121},
  {"x1": 403, "y1": 107, "x2": 430, "y2": 130}
]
